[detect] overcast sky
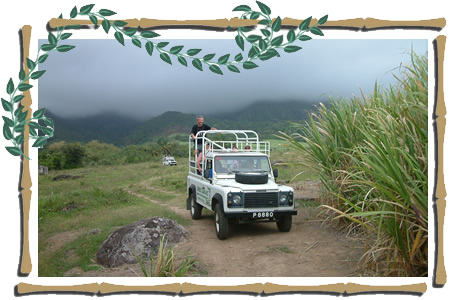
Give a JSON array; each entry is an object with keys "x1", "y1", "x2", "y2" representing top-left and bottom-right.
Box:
[{"x1": 38, "y1": 38, "x2": 427, "y2": 120}]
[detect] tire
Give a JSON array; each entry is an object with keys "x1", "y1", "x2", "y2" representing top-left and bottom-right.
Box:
[
  {"x1": 215, "y1": 203, "x2": 229, "y2": 240},
  {"x1": 189, "y1": 193, "x2": 202, "y2": 220},
  {"x1": 276, "y1": 215, "x2": 292, "y2": 232},
  {"x1": 235, "y1": 171, "x2": 268, "y2": 184}
]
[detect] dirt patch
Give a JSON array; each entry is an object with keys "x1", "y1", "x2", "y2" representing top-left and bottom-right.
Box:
[
  {"x1": 62, "y1": 180, "x2": 366, "y2": 277},
  {"x1": 45, "y1": 230, "x2": 85, "y2": 253}
]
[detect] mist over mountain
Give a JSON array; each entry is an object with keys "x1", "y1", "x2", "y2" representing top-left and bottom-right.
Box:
[{"x1": 46, "y1": 100, "x2": 326, "y2": 145}]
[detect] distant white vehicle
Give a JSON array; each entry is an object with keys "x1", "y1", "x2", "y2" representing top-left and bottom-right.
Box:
[{"x1": 162, "y1": 155, "x2": 177, "y2": 166}]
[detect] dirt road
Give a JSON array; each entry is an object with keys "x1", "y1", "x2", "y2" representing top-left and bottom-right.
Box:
[{"x1": 68, "y1": 182, "x2": 366, "y2": 277}]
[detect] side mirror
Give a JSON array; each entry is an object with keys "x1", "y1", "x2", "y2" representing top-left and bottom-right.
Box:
[{"x1": 273, "y1": 168, "x2": 278, "y2": 178}]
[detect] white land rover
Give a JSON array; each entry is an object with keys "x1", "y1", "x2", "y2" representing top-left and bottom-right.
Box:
[{"x1": 186, "y1": 130, "x2": 297, "y2": 240}]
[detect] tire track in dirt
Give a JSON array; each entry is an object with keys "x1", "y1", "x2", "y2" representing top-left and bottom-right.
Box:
[{"x1": 126, "y1": 189, "x2": 367, "y2": 277}]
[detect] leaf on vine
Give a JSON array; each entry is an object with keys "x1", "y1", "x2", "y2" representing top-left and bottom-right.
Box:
[
  {"x1": 248, "y1": 45, "x2": 260, "y2": 58},
  {"x1": 32, "y1": 137, "x2": 47, "y2": 148},
  {"x1": 26, "y1": 58, "x2": 36, "y2": 70},
  {"x1": 56, "y1": 45, "x2": 76, "y2": 52},
  {"x1": 203, "y1": 53, "x2": 215, "y2": 61},
  {"x1": 27, "y1": 121, "x2": 40, "y2": 130},
  {"x1": 70, "y1": 6, "x2": 78, "y2": 18},
  {"x1": 318, "y1": 15, "x2": 328, "y2": 25},
  {"x1": 178, "y1": 56, "x2": 188, "y2": 67},
  {"x1": 259, "y1": 49, "x2": 280, "y2": 61},
  {"x1": 13, "y1": 95, "x2": 24, "y2": 103},
  {"x1": 2, "y1": 98, "x2": 12, "y2": 112},
  {"x1": 169, "y1": 45, "x2": 184, "y2": 54},
  {"x1": 192, "y1": 59, "x2": 203, "y2": 71},
  {"x1": 5, "y1": 146, "x2": 22, "y2": 156},
  {"x1": 232, "y1": 5, "x2": 251, "y2": 12},
  {"x1": 43, "y1": 118, "x2": 54, "y2": 127},
  {"x1": 7, "y1": 78, "x2": 14, "y2": 95},
  {"x1": 259, "y1": 39, "x2": 267, "y2": 51},
  {"x1": 157, "y1": 42, "x2": 169, "y2": 48},
  {"x1": 41, "y1": 44, "x2": 56, "y2": 51},
  {"x1": 243, "y1": 61, "x2": 259, "y2": 69},
  {"x1": 260, "y1": 29, "x2": 271, "y2": 38},
  {"x1": 89, "y1": 15, "x2": 98, "y2": 26},
  {"x1": 124, "y1": 27, "x2": 138, "y2": 36},
  {"x1": 15, "y1": 134, "x2": 24, "y2": 145},
  {"x1": 114, "y1": 32, "x2": 125, "y2": 46},
  {"x1": 18, "y1": 83, "x2": 33, "y2": 92},
  {"x1": 247, "y1": 35, "x2": 262, "y2": 43},
  {"x1": 310, "y1": 27, "x2": 324, "y2": 36},
  {"x1": 258, "y1": 19, "x2": 270, "y2": 25},
  {"x1": 299, "y1": 16, "x2": 312, "y2": 31},
  {"x1": 209, "y1": 65, "x2": 223, "y2": 75},
  {"x1": 38, "y1": 54, "x2": 49, "y2": 63},
  {"x1": 30, "y1": 70, "x2": 46, "y2": 80},
  {"x1": 102, "y1": 19, "x2": 111, "y2": 33},
  {"x1": 3, "y1": 124, "x2": 13, "y2": 140},
  {"x1": 114, "y1": 20, "x2": 128, "y2": 27},
  {"x1": 160, "y1": 53, "x2": 172, "y2": 65},
  {"x1": 145, "y1": 41, "x2": 154, "y2": 55},
  {"x1": 299, "y1": 35, "x2": 312, "y2": 41},
  {"x1": 15, "y1": 124, "x2": 25, "y2": 132},
  {"x1": 140, "y1": 31, "x2": 159, "y2": 38},
  {"x1": 2, "y1": 116, "x2": 14, "y2": 127},
  {"x1": 227, "y1": 65, "x2": 240, "y2": 73},
  {"x1": 99, "y1": 9, "x2": 116, "y2": 16},
  {"x1": 33, "y1": 108, "x2": 46, "y2": 119},
  {"x1": 41, "y1": 127, "x2": 54, "y2": 136},
  {"x1": 29, "y1": 127, "x2": 37, "y2": 136},
  {"x1": 271, "y1": 35, "x2": 283, "y2": 46},
  {"x1": 186, "y1": 49, "x2": 201, "y2": 56},
  {"x1": 235, "y1": 35, "x2": 245, "y2": 51},
  {"x1": 250, "y1": 12, "x2": 261, "y2": 20},
  {"x1": 132, "y1": 38, "x2": 141, "y2": 48},
  {"x1": 284, "y1": 45, "x2": 302, "y2": 53},
  {"x1": 256, "y1": 1, "x2": 271, "y2": 15},
  {"x1": 19, "y1": 68, "x2": 25, "y2": 80},
  {"x1": 80, "y1": 4, "x2": 95, "y2": 14},
  {"x1": 48, "y1": 32, "x2": 58, "y2": 45},
  {"x1": 234, "y1": 53, "x2": 243, "y2": 61},
  {"x1": 218, "y1": 54, "x2": 230, "y2": 64},
  {"x1": 287, "y1": 29, "x2": 296, "y2": 42},
  {"x1": 61, "y1": 33, "x2": 72, "y2": 40},
  {"x1": 272, "y1": 16, "x2": 282, "y2": 32}
]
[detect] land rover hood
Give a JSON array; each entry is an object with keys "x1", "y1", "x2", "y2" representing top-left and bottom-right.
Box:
[{"x1": 215, "y1": 179, "x2": 279, "y2": 191}]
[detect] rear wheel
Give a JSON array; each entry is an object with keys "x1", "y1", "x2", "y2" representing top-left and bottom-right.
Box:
[
  {"x1": 190, "y1": 193, "x2": 202, "y2": 220},
  {"x1": 215, "y1": 203, "x2": 229, "y2": 240},
  {"x1": 276, "y1": 215, "x2": 292, "y2": 232}
]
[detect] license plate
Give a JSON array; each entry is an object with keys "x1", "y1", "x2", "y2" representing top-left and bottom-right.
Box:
[{"x1": 252, "y1": 212, "x2": 274, "y2": 218}]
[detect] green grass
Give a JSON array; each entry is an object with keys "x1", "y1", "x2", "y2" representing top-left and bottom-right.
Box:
[
  {"x1": 279, "y1": 52, "x2": 428, "y2": 276},
  {"x1": 38, "y1": 158, "x2": 192, "y2": 276}
]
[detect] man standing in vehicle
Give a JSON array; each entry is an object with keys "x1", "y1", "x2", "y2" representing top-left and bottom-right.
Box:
[{"x1": 190, "y1": 115, "x2": 216, "y2": 155}]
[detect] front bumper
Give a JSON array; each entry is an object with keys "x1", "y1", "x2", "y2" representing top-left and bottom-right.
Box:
[{"x1": 224, "y1": 209, "x2": 297, "y2": 219}]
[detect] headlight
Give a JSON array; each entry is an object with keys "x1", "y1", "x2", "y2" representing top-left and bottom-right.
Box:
[
  {"x1": 280, "y1": 194, "x2": 288, "y2": 203},
  {"x1": 232, "y1": 194, "x2": 241, "y2": 205}
]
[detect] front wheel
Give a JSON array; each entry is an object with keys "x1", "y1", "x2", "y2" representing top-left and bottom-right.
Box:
[
  {"x1": 276, "y1": 215, "x2": 292, "y2": 232},
  {"x1": 215, "y1": 203, "x2": 229, "y2": 240},
  {"x1": 190, "y1": 194, "x2": 202, "y2": 220}
]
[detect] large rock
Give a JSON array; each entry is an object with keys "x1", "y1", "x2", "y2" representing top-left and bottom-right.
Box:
[{"x1": 96, "y1": 217, "x2": 189, "y2": 267}]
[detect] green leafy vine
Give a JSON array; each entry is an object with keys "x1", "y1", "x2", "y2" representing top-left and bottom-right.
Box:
[{"x1": 2, "y1": 1, "x2": 327, "y2": 159}]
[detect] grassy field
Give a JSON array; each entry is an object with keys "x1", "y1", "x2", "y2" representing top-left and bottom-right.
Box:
[
  {"x1": 38, "y1": 149, "x2": 316, "y2": 276},
  {"x1": 38, "y1": 158, "x2": 191, "y2": 276}
]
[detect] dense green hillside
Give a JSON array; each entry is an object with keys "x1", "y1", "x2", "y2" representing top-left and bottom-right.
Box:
[
  {"x1": 46, "y1": 100, "x2": 325, "y2": 145},
  {"x1": 45, "y1": 111, "x2": 143, "y2": 145}
]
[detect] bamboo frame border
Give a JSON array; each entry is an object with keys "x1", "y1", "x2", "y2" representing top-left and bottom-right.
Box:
[{"x1": 15, "y1": 16, "x2": 446, "y2": 295}]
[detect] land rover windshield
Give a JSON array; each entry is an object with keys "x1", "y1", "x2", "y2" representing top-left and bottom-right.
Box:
[{"x1": 214, "y1": 156, "x2": 271, "y2": 174}]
